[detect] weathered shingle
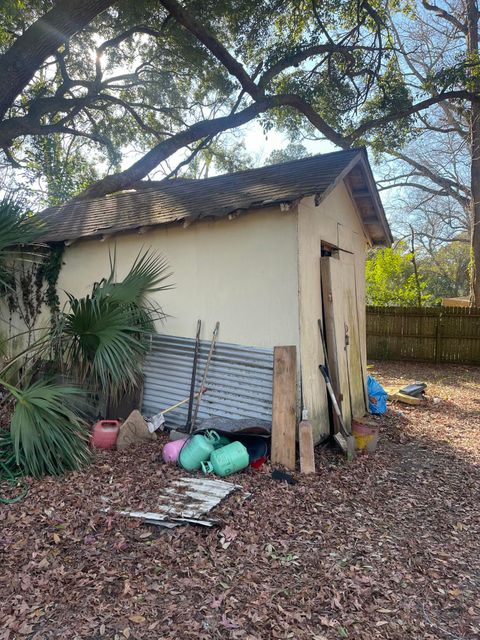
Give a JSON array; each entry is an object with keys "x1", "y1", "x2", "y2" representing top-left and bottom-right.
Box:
[{"x1": 37, "y1": 148, "x2": 390, "y2": 243}]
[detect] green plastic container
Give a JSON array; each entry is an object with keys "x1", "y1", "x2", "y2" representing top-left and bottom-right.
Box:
[
  {"x1": 178, "y1": 430, "x2": 220, "y2": 471},
  {"x1": 201, "y1": 441, "x2": 249, "y2": 477},
  {"x1": 215, "y1": 435, "x2": 231, "y2": 448}
]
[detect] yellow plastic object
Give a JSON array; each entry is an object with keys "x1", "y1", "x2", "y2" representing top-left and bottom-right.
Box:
[
  {"x1": 352, "y1": 421, "x2": 379, "y2": 452},
  {"x1": 385, "y1": 387, "x2": 421, "y2": 405}
]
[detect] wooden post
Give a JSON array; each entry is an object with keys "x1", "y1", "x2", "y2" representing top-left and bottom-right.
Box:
[
  {"x1": 271, "y1": 346, "x2": 296, "y2": 470},
  {"x1": 435, "y1": 311, "x2": 442, "y2": 364},
  {"x1": 299, "y1": 420, "x2": 315, "y2": 474}
]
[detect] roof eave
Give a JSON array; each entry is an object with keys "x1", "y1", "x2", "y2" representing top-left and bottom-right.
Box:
[{"x1": 355, "y1": 151, "x2": 393, "y2": 246}]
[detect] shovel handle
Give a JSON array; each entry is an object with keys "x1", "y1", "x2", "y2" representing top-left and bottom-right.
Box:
[{"x1": 319, "y1": 365, "x2": 342, "y2": 420}]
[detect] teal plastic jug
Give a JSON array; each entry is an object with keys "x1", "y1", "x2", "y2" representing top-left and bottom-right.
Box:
[
  {"x1": 201, "y1": 441, "x2": 249, "y2": 477},
  {"x1": 215, "y1": 435, "x2": 231, "y2": 448},
  {"x1": 178, "y1": 431, "x2": 220, "y2": 471}
]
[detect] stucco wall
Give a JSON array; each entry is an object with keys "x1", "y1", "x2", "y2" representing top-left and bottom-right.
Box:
[
  {"x1": 297, "y1": 181, "x2": 369, "y2": 441},
  {"x1": 47, "y1": 184, "x2": 369, "y2": 442},
  {"x1": 57, "y1": 207, "x2": 300, "y2": 350}
]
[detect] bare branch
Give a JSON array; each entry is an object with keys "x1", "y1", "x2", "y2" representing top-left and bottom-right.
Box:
[
  {"x1": 421, "y1": 0, "x2": 467, "y2": 34},
  {"x1": 161, "y1": 135, "x2": 215, "y2": 180},
  {"x1": 390, "y1": 150, "x2": 469, "y2": 203},
  {"x1": 378, "y1": 181, "x2": 451, "y2": 196}
]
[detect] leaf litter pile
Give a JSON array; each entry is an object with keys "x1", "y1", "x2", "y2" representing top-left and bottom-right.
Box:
[{"x1": 1, "y1": 362, "x2": 479, "y2": 640}]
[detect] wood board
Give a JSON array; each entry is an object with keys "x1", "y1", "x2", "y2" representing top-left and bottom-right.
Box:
[
  {"x1": 299, "y1": 420, "x2": 315, "y2": 474},
  {"x1": 271, "y1": 346, "x2": 296, "y2": 470},
  {"x1": 320, "y1": 255, "x2": 366, "y2": 432}
]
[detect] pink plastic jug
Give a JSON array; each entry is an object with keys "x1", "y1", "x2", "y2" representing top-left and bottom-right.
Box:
[
  {"x1": 162, "y1": 438, "x2": 188, "y2": 463},
  {"x1": 91, "y1": 420, "x2": 120, "y2": 449}
]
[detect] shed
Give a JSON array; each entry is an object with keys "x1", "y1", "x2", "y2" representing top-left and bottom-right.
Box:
[{"x1": 39, "y1": 148, "x2": 392, "y2": 443}]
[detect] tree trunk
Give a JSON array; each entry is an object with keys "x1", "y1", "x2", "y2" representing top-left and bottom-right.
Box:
[
  {"x1": 470, "y1": 116, "x2": 480, "y2": 306},
  {"x1": 72, "y1": 94, "x2": 297, "y2": 201},
  {"x1": 409, "y1": 225, "x2": 423, "y2": 306},
  {"x1": 467, "y1": 0, "x2": 480, "y2": 306}
]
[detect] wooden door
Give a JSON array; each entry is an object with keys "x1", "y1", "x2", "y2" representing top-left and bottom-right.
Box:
[{"x1": 320, "y1": 255, "x2": 366, "y2": 430}]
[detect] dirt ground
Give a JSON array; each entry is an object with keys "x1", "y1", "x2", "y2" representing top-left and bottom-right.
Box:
[{"x1": 1, "y1": 361, "x2": 479, "y2": 640}]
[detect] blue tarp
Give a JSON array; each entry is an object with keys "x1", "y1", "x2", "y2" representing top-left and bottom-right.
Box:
[{"x1": 367, "y1": 375, "x2": 388, "y2": 414}]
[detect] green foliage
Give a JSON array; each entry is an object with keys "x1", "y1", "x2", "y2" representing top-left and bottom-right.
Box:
[
  {"x1": 359, "y1": 59, "x2": 413, "y2": 153},
  {"x1": 36, "y1": 243, "x2": 64, "y2": 322},
  {"x1": 27, "y1": 136, "x2": 99, "y2": 207},
  {"x1": 366, "y1": 241, "x2": 431, "y2": 306},
  {"x1": 0, "y1": 200, "x2": 171, "y2": 478},
  {"x1": 0, "y1": 1, "x2": 40, "y2": 48},
  {"x1": 182, "y1": 139, "x2": 254, "y2": 178},
  {"x1": 58, "y1": 248, "x2": 172, "y2": 401},
  {"x1": 420, "y1": 240, "x2": 470, "y2": 301},
  {"x1": 0, "y1": 198, "x2": 42, "y2": 291},
  {"x1": 5, "y1": 380, "x2": 90, "y2": 478},
  {"x1": 0, "y1": 0, "x2": 402, "y2": 200},
  {"x1": 266, "y1": 143, "x2": 309, "y2": 165}
]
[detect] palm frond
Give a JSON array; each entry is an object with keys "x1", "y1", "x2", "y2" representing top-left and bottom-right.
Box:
[
  {"x1": 0, "y1": 197, "x2": 43, "y2": 292},
  {"x1": 59, "y1": 248, "x2": 173, "y2": 400},
  {"x1": 94, "y1": 247, "x2": 173, "y2": 307},
  {"x1": 61, "y1": 294, "x2": 149, "y2": 394},
  {"x1": 4, "y1": 379, "x2": 90, "y2": 478},
  {"x1": 0, "y1": 198, "x2": 42, "y2": 252}
]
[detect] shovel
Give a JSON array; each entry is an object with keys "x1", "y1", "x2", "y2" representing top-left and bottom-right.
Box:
[
  {"x1": 319, "y1": 365, "x2": 355, "y2": 459},
  {"x1": 318, "y1": 319, "x2": 355, "y2": 460}
]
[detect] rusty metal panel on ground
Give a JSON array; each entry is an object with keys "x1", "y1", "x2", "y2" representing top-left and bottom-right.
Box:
[{"x1": 115, "y1": 477, "x2": 240, "y2": 528}]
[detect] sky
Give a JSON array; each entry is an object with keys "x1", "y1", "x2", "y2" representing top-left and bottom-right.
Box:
[{"x1": 242, "y1": 121, "x2": 336, "y2": 163}]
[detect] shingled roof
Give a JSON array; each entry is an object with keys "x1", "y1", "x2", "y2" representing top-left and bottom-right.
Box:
[{"x1": 38, "y1": 147, "x2": 391, "y2": 245}]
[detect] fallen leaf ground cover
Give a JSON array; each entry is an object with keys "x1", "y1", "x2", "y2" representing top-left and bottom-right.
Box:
[{"x1": 1, "y1": 361, "x2": 479, "y2": 639}]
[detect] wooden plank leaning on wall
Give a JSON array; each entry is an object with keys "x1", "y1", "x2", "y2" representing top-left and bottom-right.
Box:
[
  {"x1": 271, "y1": 346, "x2": 297, "y2": 470},
  {"x1": 299, "y1": 419, "x2": 315, "y2": 474}
]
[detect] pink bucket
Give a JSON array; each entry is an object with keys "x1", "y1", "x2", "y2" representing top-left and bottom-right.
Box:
[{"x1": 162, "y1": 438, "x2": 188, "y2": 463}]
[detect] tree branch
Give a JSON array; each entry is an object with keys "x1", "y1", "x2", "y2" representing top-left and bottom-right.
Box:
[
  {"x1": 158, "y1": 0, "x2": 263, "y2": 99},
  {"x1": 72, "y1": 92, "x2": 348, "y2": 200},
  {"x1": 0, "y1": 0, "x2": 116, "y2": 120},
  {"x1": 421, "y1": 0, "x2": 467, "y2": 34},
  {"x1": 390, "y1": 150, "x2": 469, "y2": 205},
  {"x1": 347, "y1": 90, "x2": 477, "y2": 143},
  {"x1": 258, "y1": 43, "x2": 381, "y2": 89},
  {"x1": 97, "y1": 25, "x2": 164, "y2": 54},
  {"x1": 72, "y1": 96, "x2": 277, "y2": 200},
  {"x1": 0, "y1": 95, "x2": 99, "y2": 147},
  {"x1": 161, "y1": 135, "x2": 215, "y2": 179},
  {"x1": 378, "y1": 181, "x2": 451, "y2": 196}
]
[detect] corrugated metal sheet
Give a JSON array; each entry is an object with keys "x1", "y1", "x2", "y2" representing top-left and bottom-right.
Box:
[
  {"x1": 114, "y1": 477, "x2": 239, "y2": 528},
  {"x1": 142, "y1": 334, "x2": 273, "y2": 429}
]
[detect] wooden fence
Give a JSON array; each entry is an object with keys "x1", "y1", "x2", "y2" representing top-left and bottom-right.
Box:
[{"x1": 366, "y1": 305, "x2": 480, "y2": 364}]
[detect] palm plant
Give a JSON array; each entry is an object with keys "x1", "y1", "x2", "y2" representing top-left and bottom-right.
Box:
[
  {"x1": 58, "y1": 248, "x2": 172, "y2": 404},
  {"x1": 5, "y1": 381, "x2": 90, "y2": 477},
  {"x1": 0, "y1": 198, "x2": 90, "y2": 479},
  {"x1": 0, "y1": 197, "x2": 172, "y2": 479},
  {"x1": 0, "y1": 197, "x2": 42, "y2": 292}
]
